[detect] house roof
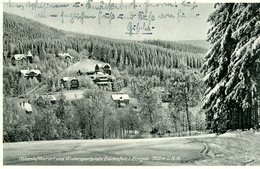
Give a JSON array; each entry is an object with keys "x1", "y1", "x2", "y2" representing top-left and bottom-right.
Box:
[
  {"x1": 111, "y1": 93, "x2": 130, "y2": 101},
  {"x1": 20, "y1": 70, "x2": 29, "y2": 76},
  {"x1": 13, "y1": 54, "x2": 26, "y2": 61},
  {"x1": 97, "y1": 72, "x2": 104, "y2": 75},
  {"x1": 58, "y1": 53, "x2": 74, "y2": 59},
  {"x1": 20, "y1": 69, "x2": 42, "y2": 76},
  {"x1": 96, "y1": 63, "x2": 111, "y2": 68},
  {"x1": 103, "y1": 63, "x2": 111, "y2": 69},
  {"x1": 20, "y1": 102, "x2": 32, "y2": 112},
  {"x1": 38, "y1": 94, "x2": 57, "y2": 101},
  {"x1": 30, "y1": 69, "x2": 42, "y2": 75},
  {"x1": 62, "y1": 77, "x2": 71, "y2": 81},
  {"x1": 61, "y1": 77, "x2": 78, "y2": 82}
]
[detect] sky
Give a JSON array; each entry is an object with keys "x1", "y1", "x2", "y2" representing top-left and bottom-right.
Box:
[{"x1": 3, "y1": 0, "x2": 215, "y2": 41}]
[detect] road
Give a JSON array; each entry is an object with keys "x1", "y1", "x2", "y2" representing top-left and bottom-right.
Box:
[{"x1": 3, "y1": 131, "x2": 260, "y2": 165}]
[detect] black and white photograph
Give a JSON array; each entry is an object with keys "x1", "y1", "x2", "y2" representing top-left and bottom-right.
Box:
[{"x1": 1, "y1": 0, "x2": 260, "y2": 166}]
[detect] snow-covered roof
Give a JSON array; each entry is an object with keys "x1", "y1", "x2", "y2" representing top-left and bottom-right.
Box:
[
  {"x1": 38, "y1": 94, "x2": 57, "y2": 101},
  {"x1": 58, "y1": 53, "x2": 64, "y2": 57},
  {"x1": 20, "y1": 102, "x2": 32, "y2": 112},
  {"x1": 103, "y1": 63, "x2": 111, "y2": 68},
  {"x1": 13, "y1": 54, "x2": 26, "y2": 61},
  {"x1": 20, "y1": 69, "x2": 42, "y2": 76},
  {"x1": 30, "y1": 69, "x2": 42, "y2": 75},
  {"x1": 62, "y1": 77, "x2": 71, "y2": 81},
  {"x1": 96, "y1": 63, "x2": 111, "y2": 68},
  {"x1": 62, "y1": 77, "x2": 78, "y2": 82},
  {"x1": 64, "y1": 53, "x2": 71, "y2": 57},
  {"x1": 20, "y1": 69, "x2": 30, "y2": 76},
  {"x1": 58, "y1": 53, "x2": 74, "y2": 59},
  {"x1": 111, "y1": 93, "x2": 129, "y2": 101},
  {"x1": 97, "y1": 72, "x2": 104, "y2": 75}
]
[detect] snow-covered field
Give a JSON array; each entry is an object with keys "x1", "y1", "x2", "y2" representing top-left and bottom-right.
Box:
[
  {"x1": 3, "y1": 131, "x2": 260, "y2": 165},
  {"x1": 64, "y1": 59, "x2": 104, "y2": 74}
]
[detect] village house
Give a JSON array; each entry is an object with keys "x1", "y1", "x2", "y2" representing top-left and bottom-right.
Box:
[
  {"x1": 19, "y1": 68, "x2": 42, "y2": 82},
  {"x1": 93, "y1": 72, "x2": 113, "y2": 86},
  {"x1": 12, "y1": 51, "x2": 33, "y2": 66},
  {"x1": 61, "y1": 77, "x2": 79, "y2": 90},
  {"x1": 95, "y1": 63, "x2": 112, "y2": 75},
  {"x1": 12, "y1": 54, "x2": 26, "y2": 66},
  {"x1": 19, "y1": 101, "x2": 32, "y2": 114},
  {"x1": 36, "y1": 94, "x2": 57, "y2": 106},
  {"x1": 58, "y1": 53, "x2": 74, "y2": 61},
  {"x1": 111, "y1": 93, "x2": 130, "y2": 107}
]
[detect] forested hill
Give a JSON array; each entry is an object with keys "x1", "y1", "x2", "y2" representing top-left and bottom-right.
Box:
[
  {"x1": 3, "y1": 12, "x2": 207, "y2": 73},
  {"x1": 3, "y1": 12, "x2": 208, "y2": 142},
  {"x1": 3, "y1": 13, "x2": 66, "y2": 42},
  {"x1": 142, "y1": 39, "x2": 208, "y2": 54}
]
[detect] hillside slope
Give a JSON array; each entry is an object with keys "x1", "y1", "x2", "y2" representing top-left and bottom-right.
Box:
[{"x1": 4, "y1": 12, "x2": 206, "y2": 71}]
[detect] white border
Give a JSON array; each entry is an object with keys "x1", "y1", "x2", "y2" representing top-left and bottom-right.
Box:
[{"x1": 1, "y1": 0, "x2": 260, "y2": 169}]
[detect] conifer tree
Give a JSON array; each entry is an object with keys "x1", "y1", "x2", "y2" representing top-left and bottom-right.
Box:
[{"x1": 203, "y1": 3, "x2": 260, "y2": 132}]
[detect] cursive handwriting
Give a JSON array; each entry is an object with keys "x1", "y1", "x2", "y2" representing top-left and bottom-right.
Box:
[
  {"x1": 125, "y1": 21, "x2": 154, "y2": 36},
  {"x1": 61, "y1": 11, "x2": 96, "y2": 24},
  {"x1": 5, "y1": 0, "x2": 201, "y2": 36}
]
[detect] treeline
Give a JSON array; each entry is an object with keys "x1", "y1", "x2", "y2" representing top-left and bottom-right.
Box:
[
  {"x1": 3, "y1": 12, "x2": 206, "y2": 98},
  {"x1": 3, "y1": 12, "x2": 205, "y2": 73},
  {"x1": 3, "y1": 89, "x2": 141, "y2": 141},
  {"x1": 143, "y1": 39, "x2": 208, "y2": 54},
  {"x1": 3, "y1": 69, "x2": 206, "y2": 142}
]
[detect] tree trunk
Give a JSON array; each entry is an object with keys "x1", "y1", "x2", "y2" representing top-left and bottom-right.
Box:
[
  {"x1": 240, "y1": 108, "x2": 244, "y2": 130},
  {"x1": 182, "y1": 114, "x2": 185, "y2": 132},
  {"x1": 102, "y1": 117, "x2": 105, "y2": 139},
  {"x1": 184, "y1": 91, "x2": 191, "y2": 136},
  {"x1": 174, "y1": 121, "x2": 178, "y2": 136},
  {"x1": 255, "y1": 99, "x2": 259, "y2": 129}
]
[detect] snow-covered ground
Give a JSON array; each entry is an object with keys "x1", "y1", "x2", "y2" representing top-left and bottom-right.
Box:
[
  {"x1": 3, "y1": 131, "x2": 260, "y2": 165},
  {"x1": 195, "y1": 130, "x2": 260, "y2": 165}
]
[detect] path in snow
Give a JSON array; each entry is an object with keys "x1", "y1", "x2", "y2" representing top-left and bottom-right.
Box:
[{"x1": 3, "y1": 131, "x2": 260, "y2": 165}]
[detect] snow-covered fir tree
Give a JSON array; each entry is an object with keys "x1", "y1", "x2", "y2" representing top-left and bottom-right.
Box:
[{"x1": 203, "y1": 3, "x2": 260, "y2": 132}]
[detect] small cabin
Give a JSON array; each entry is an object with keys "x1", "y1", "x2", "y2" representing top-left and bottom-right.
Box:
[
  {"x1": 103, "y1": 64, "x2": 112, "y2": 75},
  {"x1": 93, "y1": 72, "x2": 113, "y2": 86},
  {"x1": 12, "y1": 54, "x2": 27, "y2": 66},
  {"x1": 58, "y1": 53, "x2": 74, "y2": 61},
  {"x1": 12, "y1": 51, "x2": 33, "y2": 66},
  {"x1": 111, "y1": 93, "x2": 130, "y2": 107},
  {"x1": 61, "y1": 77, "x2": 79, "y2": 90},
  {"x1": 19, "y1": 101, "x2": 32, "y2": 114},
  {"x1": 36, "y1": 94, "x2": 57, "y2": 106},
  {"x1": 95, "y1": 63, "x2": 111, "y2": 75},
  {"x1": 19, "y1": 69, "x2": 42, "y2": 82},
  {"x1": 70, "y1": 78, "x2": 79, "y2": 89}
]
